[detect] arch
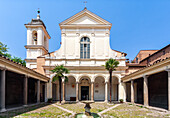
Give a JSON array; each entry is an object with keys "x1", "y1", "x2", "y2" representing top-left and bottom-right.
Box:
[
  {"x1": 65, "y1": 75, "x2": 76, "y2": 101},
  {"x1": 94, "y1": 75, "x2": 106, "y2": 81},
  {"x1": 94, "y1": 76, "x2": 105, "y2": 101},
  {"x1": 80, "y1": 37, "x2": 90, "y2": 59},
  {"x1": 78, "y1": 75, "x2": 91, "y2": 83},
  {"x1": 108, "y1": 75, "x2": 120, "y2": 101},
  {"x1": 32, "y1": 30, "x2": 38, "y2": 45},
  {"x1": 79, "y1": 75, "x2": 91, "y2": 100}
]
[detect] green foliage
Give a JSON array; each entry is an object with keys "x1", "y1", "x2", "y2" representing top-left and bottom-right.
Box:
[
  {"x1": 12, "y1": 56, "x2": 26, "y2": 66},
  {"x1": 50, "y1": 65, "x2": 69, "y2": 82},
  {"x1": 103, "y1": 58, "x2": 119, "y2": 71},
  {"x1": 0, "y1": 41, "x2": 26, "y2": 66}
]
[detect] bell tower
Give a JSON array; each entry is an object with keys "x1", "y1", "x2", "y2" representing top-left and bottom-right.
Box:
[{"x1": 25, "y1": 9, "x2": 51, "y2": 69}]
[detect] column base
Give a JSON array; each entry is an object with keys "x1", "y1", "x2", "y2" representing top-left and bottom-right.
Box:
[
  {"x1": 23, "y1": 104, "x2": 28, "y2": 107},
  {"x1": 0, "y1": 108, "x2": 6, "y2": 112},
  {"x1": 62, "y1": 100, "x2": 65, "y2": 104},
  {"x1": 104, "y1": 100, "x2": 108, "y2": 103},
  {"x1": 76, "y1": 100, "x2": 79, "y2": 103}
]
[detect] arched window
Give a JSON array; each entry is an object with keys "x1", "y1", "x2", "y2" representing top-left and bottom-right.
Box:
[
  {"x1": 32, "y1": 31, "x2": 37, "y2": 45},
  {"x1": 80, "y1": 37, "x2": 90, "y2": 59}
]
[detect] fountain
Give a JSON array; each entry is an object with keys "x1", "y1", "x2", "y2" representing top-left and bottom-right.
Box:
[{"x1": 74, "y1": 101, "x2": 101, "y2": 118}]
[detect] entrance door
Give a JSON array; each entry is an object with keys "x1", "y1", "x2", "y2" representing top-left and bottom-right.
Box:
[{"x1": 81, "y1": 86, "x2": 89, "y2": 100}]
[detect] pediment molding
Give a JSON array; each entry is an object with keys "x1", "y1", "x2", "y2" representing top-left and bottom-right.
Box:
[{"x1": 59, "y1": 8, "x2": 112, "y2": 29}]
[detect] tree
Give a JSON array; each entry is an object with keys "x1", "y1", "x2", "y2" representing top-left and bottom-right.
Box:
[
  {"x1": 12, "y1": 56, "x2": 26, "y2": 66},
  {"x1": 50, "y1": 65, "x2": 69, "y2": 103},
  {"x1": 0, "y1": 42, "x2": 11, "y2": 59},
  {"x1": 103, "y1": 58, "x2": 119, "y2": 103},
  {"x1": 0, "y1": 41, "x2": 26, "y2": 66}
]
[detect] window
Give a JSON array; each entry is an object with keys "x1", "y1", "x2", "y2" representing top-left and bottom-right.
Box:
[
  {"x1": 32, "y1": 31, "x2": 37, "y2": 45},
  {"x1": 163, "y1": 50, "x2": 165, "y2": 55},
  {"x1": 80, "y1": 37, "x2": 90, "y2": 59},
  {"x1": 136, "y1": 57, "x2": 138, "y2": 63}
]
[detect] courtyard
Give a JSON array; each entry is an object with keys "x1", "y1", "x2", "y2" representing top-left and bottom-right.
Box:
[{"x1": 0, "y1": 102, "x2": 170, "y2": 118}]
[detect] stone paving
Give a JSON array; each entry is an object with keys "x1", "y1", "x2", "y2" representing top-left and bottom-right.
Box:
[{"x1": 1, "y1": 102, "x2": 170, "y2": 118}]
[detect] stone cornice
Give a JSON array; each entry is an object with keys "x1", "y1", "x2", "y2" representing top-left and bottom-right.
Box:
[{"x1": 25, "y1": 45, "x2": 48, "y2": 54}]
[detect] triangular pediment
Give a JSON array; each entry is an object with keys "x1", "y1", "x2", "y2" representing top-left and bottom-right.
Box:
[
  {"x1": 59, "y1": 8, "x2": 112, "y2": 26},
  {"x1": 71, "y1": 15, "x2": 98, "y2": 24}
]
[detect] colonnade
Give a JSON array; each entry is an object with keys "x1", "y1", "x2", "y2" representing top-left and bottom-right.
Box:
[
  {"x1": 60, "y1": 76, "x2": 114, "y2": 103},
  {"x1": 0, "y1": 68, "x2": 48, "y2": 112},
  {"x1": 129, "y1": 69, "x2": 170, "y2": 110}
]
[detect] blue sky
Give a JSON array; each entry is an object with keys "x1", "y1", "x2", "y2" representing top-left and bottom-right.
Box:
[{"x1": 0, "y1": 0, "x2": 170, "y2": 60}]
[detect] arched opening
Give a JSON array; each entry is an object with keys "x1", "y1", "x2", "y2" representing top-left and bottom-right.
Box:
[
  {"x1": 80, "y1": 37, "x2": 90, "y2": 59},
  {"x1": 79, "y1": 76, "x2": 91, "y2": 100},
  {"x1": 108, "y1": 76, "x2": 119, "y2": 101},
  {"x1": 32, "y1": 31, "x2": 37, "y2": 45},
  {"x1": 65, "y1": 76, "x2": 76, "y2": 101},
  {"x1": 94, "y1": 76, "x2": 105, "y2": 101}
]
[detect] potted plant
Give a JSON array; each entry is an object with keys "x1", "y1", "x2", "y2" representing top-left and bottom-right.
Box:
[
  {"x1": 48, "y1": 98, "x2": 52, "y2": 103},
  {"x1": 119, "y1": 99, "x2": 123, "y2": 103}
]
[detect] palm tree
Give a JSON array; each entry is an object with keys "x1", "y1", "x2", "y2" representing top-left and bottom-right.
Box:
[
  {"x1": 104, "y1": 58, "x2": 119, "y2": 103},
  {"x1": 50, "y1": 65, "x2": 69, "y2": 103}
]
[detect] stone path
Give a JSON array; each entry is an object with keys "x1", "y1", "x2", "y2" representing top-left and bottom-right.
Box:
[
  {"x1": 98, "y1": 104, "x2": 121, "y2": 115},
  {"x1": 52, "y1": 104, "x2": 75, "y2": 115}
]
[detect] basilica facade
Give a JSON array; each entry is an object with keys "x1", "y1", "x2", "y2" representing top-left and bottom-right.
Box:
[{"x1": 25, "y1": 8, "x2": 127, "y2": 102}]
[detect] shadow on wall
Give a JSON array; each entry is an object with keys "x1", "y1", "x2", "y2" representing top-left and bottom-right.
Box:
[{"x1": 0, "y1": 103, "x2": 51, "y2": 118}]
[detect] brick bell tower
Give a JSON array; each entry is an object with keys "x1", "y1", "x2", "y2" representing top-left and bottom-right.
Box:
[{"x1": 24, "y1": 9, "x2": 51, "y2": 69}]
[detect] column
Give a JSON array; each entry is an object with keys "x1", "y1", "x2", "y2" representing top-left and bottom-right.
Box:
[
  {"x1": 62, "y1": 78, "x2": 65, "y2": 103},
  {"x1": 23, "y1": 76, "x2": 28, "y2": 106},
  {"x1": 37, "y1": 80, "x2": 40, "y2": 103},
  {"x1": 131, "y1": 80, "x2": 134, "y2": 103},
  {"x1": 91, "y1": 82, "x2": 94, "y2": 101},
  {"x1": 166, "y1": 69, "x2": 170, "y2": 110},
  {"x1": 76, "y1": 82, "x2": 79, "y2": 102},
  {"x1": 45, "y1": 83, "x2": 48, "y2": 102},
  {"x1": 0, "y1": 69, "x2": 6, "y2": 112},
  {"x1": 143, "y1": 75, "x2": 149, "y2": 106},
  {"x1": 105, "y1": 82, "x2": 108, "y2": 102}
]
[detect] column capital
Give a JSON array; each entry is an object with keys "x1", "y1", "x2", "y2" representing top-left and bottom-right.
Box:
[
  {"x1": 76, "y1": 82, "x2": 79, "y2": 84},
  {"x1": 143, "y1": 75, "x2": 149, "y2": 79},
  {"x1": 165, "y1": 68, "x2": 170, "y2": 72},
  {"x1": 0, "y1": 67, "x2": 7, "y2": 71},
  {"x1": 62, "y1": 77, "x2": 65, "y2": 83}
]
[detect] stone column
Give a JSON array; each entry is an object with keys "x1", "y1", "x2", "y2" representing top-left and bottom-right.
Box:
[
  {"x1": 23, "y1": 76, "x2": 28, "y2": 106},
  {"x1": 91, "y1": 82, "x2": 94, "y2": 101},
  {"x1": 45, "y1": 83, "x2": 48, "y2": 102},
  {"x1": 0, "y1": 69, "x2": 6, "y2": 112},
  {"x1": 143, "y1": 75, "x2": 149, "y2": 106},
  {"x1": 166, "y1": 69, "x2": 170, "y2": 110},
  {"x1": 62, "y1": 78, "x2": 65, "y2": 103},
  {"x1": 131, "y1": 80, "x2": 134, "y2": 103},
  {"x1": 76, "y1": 82, "x2": 79, "y2": 102},
  {"x1": 105, "y1": 82, "x2": 108, "y2": 102},
  {"x1": 37, "y1": 80, "x2": 40, "y2": 103}
]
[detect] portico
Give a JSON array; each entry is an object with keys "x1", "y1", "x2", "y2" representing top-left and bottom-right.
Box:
[
  {"x1": 122, "y1": 58, "x2": 170, "y2": 110},
  {"x1": 0, "y1": 55, "x2": 49, "y2": 112}
]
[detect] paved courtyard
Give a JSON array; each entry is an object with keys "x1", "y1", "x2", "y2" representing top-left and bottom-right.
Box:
[{"x1": 1, "y1": 102, "x2": 170, "y2": 118}]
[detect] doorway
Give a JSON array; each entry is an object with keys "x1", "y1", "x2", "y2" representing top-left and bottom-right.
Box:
[{"x1": 81, "y1": 86, "x2": 89, "y2": 100}]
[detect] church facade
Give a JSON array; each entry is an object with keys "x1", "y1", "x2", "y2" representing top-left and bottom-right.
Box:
[{"x1": 25, "y1": 8, "x2": 127, "y2": 102}]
